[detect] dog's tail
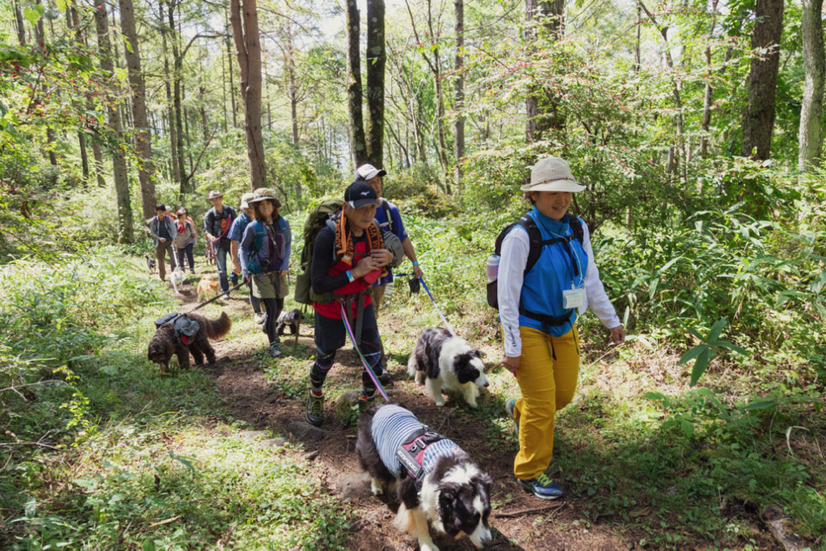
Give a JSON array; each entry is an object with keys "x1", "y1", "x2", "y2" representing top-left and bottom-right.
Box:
[
  {"x1": 204, "y1": 311, "x2": 232, "y2": 340},
  {"x1": 406, "y1": 351, "x2": 418, "y2": 378}
]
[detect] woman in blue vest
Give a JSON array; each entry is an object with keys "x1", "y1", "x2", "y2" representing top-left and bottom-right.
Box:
[
  {"x1": 499, "y1": 156, "x2": 625, "y2": 500},
  {"x1": 239, "y1": 188, "x2": 292, "y2": 358}
]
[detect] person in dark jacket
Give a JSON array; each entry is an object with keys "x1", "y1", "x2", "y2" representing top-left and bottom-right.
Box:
[
  {"x1": 304, "y1": 181, "x2": 394, "y2": 427},
  {"x1": 203, "y1": 190, "x2": 237, "y2": 294},
  {"x1": 149, "y1": 203, "x2": 177, "y2": 281},
  {"x1": 239, "y1": 188, "x2": 292, "y2": 358}
]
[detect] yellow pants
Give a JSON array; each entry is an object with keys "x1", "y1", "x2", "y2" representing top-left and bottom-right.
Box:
[{"x1": 512, "y1": 325, "x2": 580, "y2": 480}]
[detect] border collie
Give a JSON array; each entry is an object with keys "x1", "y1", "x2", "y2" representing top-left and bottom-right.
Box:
[
  {"x1": 407, "y1": 327, "x2": 489, "y2": 408},
  {"x1": 356, "y1": 404, "x2": 493, "y2": 551}
]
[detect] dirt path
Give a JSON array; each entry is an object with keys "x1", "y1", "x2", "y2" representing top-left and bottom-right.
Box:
[{"x1": 169, "y1": 283, "x2": 641, "y2": 551}]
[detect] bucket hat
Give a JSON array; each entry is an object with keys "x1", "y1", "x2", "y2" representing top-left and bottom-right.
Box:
[
  {"x1": 521, "y1": 156, "x2": 586, "y2": 193},
  {"x1": 248, "y1": 188, "x2": 280, "y2": 207},
  {"x1": 207, "y1": 190, "x2": 224, "y2": 200},
  {"x1": 239, "y1": 192, "x2": 255, "y2": 210}
]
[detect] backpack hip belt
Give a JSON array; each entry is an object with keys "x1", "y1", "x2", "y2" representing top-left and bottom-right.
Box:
[{"x1": 519, "y1": 306, "x2": 574, "y2": 328}]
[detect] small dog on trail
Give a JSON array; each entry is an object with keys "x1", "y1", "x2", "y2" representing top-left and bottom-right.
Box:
[
  {"x1": 276, "y1": 308, "x2": 303, "y2": 336},
  {"x1": 169, "y1": 267, "x2": 186, "y2": 294},
  {"x1": 196, "y1": 274, "x2": 221, "y2": 301},
  {"x1": 357, "y1": 404, "x2": 493, "y2": 551},
  {"x1": 147, "y1": 311, "x2": 231, "y2": 373},
  {"x1": 407, "y1": 327, "x2": 489, "y2": 408},
  {"x1": 145, "y1": 254, "x2": 157, "y2": 275}
]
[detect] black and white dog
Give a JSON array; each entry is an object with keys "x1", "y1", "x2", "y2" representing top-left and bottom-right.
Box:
[
  {"x1": 275, "y1": 308, "x2": 303, "y2": 336},
  {"x1": 356, "y1": 404, "x2": 493, "y2": 551},
  {"x1": 407, "y1": 328, "x2": 489, "y2": 408}
]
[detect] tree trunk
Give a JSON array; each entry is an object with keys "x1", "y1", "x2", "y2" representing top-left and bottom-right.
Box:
[
  {"x1": 365, "y1": 0, "x2": 386, "y2": 168},
  {"x1": 285, "y1": 30, "x2": 299, "y2": 146},
  {"x1": 525, "y1": 0, "x2": 565, "y2": 142},
  {"x1": 741, "y1": 0, "x2": 784, "y2": 160},
  {"x1": 229, "y1": 0, "x2": 267, "y2": 190},
  {"x1": 346, "y1": 0, "x2": 368, "y2": 165},
  {"x1": 168, "y1": 1, "x2": 187, "y2": 196},
  {"x1": 226, "y1": 8, "x2": 238, "y2": 128},
  {"x1": 13, "y1": 0, "x2": 25, "y2": 44},
  {"x1": 119, "y1": 0, "x2": 156, "y2": 220},
  {"x1": 95, "y1": 2, "x2": 134, "y2": 242},
  {"x1": 700, "y1": 0, "x2": 720, "y2": 157},
  {"x1": 159, "y1": 3, "x2": 180, "y2": 186},
  {"x1": 454, "y1": 0, "x2": 465, "y2": 190},
  {"x1": 798, "y1": 0, "x2": 824, "y2": 171}
]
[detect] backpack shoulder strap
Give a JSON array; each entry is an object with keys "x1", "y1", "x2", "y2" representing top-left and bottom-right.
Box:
[
  {"x1": 381, "y1": 199, "x2": 393, "y2": 232},
  {"x1": 252, "y1": 220, "x2": 265, "y2": 252},
  {"x1": 493, "y1": 215, "x2": 542, "y2": 275},
  {"x1": 568, "y1": 215, "x2": 584, "y2": 245}
]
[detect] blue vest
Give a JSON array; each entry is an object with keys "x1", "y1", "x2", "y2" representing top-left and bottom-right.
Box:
[{"x1": 517, "y1": 208, "x2": 588, "y2": 337}]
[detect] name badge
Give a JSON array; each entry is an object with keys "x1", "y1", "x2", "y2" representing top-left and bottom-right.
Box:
[{"x1": 562, "y1": 287, "x2": 585, "y2": 310}]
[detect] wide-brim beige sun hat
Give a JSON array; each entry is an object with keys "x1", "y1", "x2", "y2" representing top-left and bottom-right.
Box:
[
  {"x1": 239, "y1": 192, "x2": 255, "y2": 210},
  {"x1": 207, "y1": 190, "x2": 224, "y2": 199},
  {"x1": 248, "y1": 188, "x2": 280, "y2": 205},
  {"x1": 521, "y1": 156, "x2": 586, "y2": 193}
]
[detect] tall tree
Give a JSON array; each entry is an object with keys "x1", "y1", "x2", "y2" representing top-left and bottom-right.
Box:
[
  {"x1": 525, "y1": 0, "x2": 565, "y2": 141},
  {"x1": 798, "y1": 0, "x2": 824, "y2": 171},
  {"x1": 454, "y1": 0, "x2": 464, "y2": 189},
  {"x1": 119, "y1": 0, "x2": 156, "y2": 220},
  {"x1": 365, "y1": 0, "x2": 386, "y2": 168},
  {"x1": 168, "y1": 0, "x2": 187, "y2": 196},
  {"x1": 346, "y1": 0, "x2": 368, "y2": 165},
  {"x1": 229, "y1": 0, "x2": 267, "y2": 189},
  {"x1": 94, "y1": 0, "x2": 134, "y2": 242},
  {"x1": 741, "y1": 0, "x2": 784, "y2": 160}
]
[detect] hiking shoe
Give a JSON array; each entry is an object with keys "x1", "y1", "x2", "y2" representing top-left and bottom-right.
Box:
[
  {"x1": 254, "y1": 312, "x2": 266, "y2": 325},
  {"x1": 518, "y1": 473, "x2": 564, "y2": 500},
  {"x1": 268, "y1": 341, "x2": 283, "y2": 358},
  {"x1": 505, "y1": 398, "x2": 519, "y2": 439},
  {"x1": 377, "y1": 368, "x2": 391, "y2": 385},
  {"x1": 305, "y1": 390, "x2": 324, "y2": 427}
]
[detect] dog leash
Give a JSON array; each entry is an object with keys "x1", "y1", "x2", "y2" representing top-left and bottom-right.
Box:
[
  {"x1": 339, "y1": 302, "x2": 390, "y2": 402},
  {"x1": 164, "y1": 281, "x2": 245, "y2": 325},
  {"x1": 418, "y1": 276, "x2": 457, "y2": 337}
]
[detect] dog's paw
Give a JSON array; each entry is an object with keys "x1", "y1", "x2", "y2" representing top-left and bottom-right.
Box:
[
  {"x1": 370, "y1": 478, "x2": 383, "y2": 496},
  {"x1": 434, "y1": 398, "x2": 446, "y2": 407}
]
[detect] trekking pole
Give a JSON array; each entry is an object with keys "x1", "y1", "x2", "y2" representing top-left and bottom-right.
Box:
[
  {"x1": 418, "y1": 277, "x2": 457, "y2": 337},
  {"x1": 339, "y1": 303, "x2": 390, "y2": 402}
]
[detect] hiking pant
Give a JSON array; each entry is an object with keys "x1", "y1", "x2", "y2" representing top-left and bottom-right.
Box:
[
  {"x1": 263, "y1": 298, "x2": 284, "y2": 344},
  {"x1": 213, "y1": 242, "x2": 230, "y2": 293},
  {"x1": 176, "y1": 243, "x2": 195, "y2": 272},
  {"x1": 309, "y1": 304, "x2": 383, "y2": 400},
  {"x1": 155, "y1": 240, "x2": 176, "y2": 280},
  {"x1": 248, "y1": 287, "x2": 262, "y2": 315},
  {"x1": 511, "y1": 326, "x2": 580, "y2": 481}
]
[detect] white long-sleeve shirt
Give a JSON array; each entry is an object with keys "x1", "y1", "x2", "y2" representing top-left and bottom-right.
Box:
[{"x1": 499, "y1": 219, "x2": 621, "y2": 358}]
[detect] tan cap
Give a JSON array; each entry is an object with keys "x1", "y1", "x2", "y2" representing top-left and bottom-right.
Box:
[
  {"x1": 240, "y1": 192, "x2": 255, "y2": 210},
  {"x1": 207, "y1": 190, "x2": 224, "y2": 199}
]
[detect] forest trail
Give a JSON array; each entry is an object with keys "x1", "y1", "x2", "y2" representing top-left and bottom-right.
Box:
[{"x1": 168, "y1": 281, "x2": 635, "y2": 551}]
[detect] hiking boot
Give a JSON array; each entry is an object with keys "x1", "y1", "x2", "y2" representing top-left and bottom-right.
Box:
[
  {"x1": 518, "y1": 473, "x2": 564, "y2": 500},
  {"x1": 505, "y1": 398, "x2": 519, "y2": 439},
  {"x1": 377, "y1": 368, "x2": 391, "y2": 385},
  {"x1": 268, "y1": 341, "x2": 283, "y2": 358},
  {"x1": 254, "y1": 312, "x2": 266, "y2": 325},
  {"x1": 305, "y1": 390, "x2": 324, "y2": 427}
]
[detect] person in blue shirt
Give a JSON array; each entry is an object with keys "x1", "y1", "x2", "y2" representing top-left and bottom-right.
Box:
[
  {"x1": 229, "y1": 192, "x2": 265, "y2": 325},
  {"x1": 499, "y1": 156, "x2": 625, "y2": 500},
  {"x1": 355, "y1": 164, "x2": 423, "y2": 314},
  {"x1": 239, "y1": 188, "x2": 292, "y2": 358},
  {"x1": 203, "y1": 190, "x2": 237, "y2": 295}
]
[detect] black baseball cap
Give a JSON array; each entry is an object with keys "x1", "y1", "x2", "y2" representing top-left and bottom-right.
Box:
[{"x1": 344, "y1": 180, "x2": 381, "y2": 209}]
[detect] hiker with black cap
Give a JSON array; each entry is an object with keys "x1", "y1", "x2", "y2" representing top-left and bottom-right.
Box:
[
  {"x1": 203, "y1": 190, "x2": 237, "y2": 295},
  {"x1": 304, "y1": 180, "x2": 394, "y2": 427},
  {"x1": 355, "y1": 163, "x2": 423, "y2": 314},
  {"x1": 499, "y1": 155, "x2": 625, "y2": 501},
  {"x1": 239, "y1": 188, "x2": 291, "y2": 358},
  {"x1": 149, "y1": 203, "x2": 178, "y2": 281}
]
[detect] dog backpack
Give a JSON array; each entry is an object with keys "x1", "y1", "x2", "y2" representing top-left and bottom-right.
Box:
[{"x1": 486, "y1": 213, "x2": 584, "y2": 310}]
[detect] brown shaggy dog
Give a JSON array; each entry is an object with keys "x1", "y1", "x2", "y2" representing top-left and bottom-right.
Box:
[{"x1": 147, "y1": 311, "x2": 231, "y2": 373}]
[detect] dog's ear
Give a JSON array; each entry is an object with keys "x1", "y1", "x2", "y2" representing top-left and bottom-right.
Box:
[{"x1": 438, "y1": 485, "x2": 458, "y2": 516}]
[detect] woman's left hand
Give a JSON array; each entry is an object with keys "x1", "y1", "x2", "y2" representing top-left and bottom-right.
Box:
[
  {"x1": 609, "y1": 325, "x2": 626, "y2": 344},
  {"x1": 281, "y1": 270, "x2": 289, "y2": 276}
]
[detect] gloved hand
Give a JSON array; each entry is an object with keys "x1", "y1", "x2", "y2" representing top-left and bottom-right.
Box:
[
  {"x1": 408, "y1": 277, "x2": 421, "y2": 294},
  {"x1": 230, "y1": 272, "x2": 239, "y2": 285}
]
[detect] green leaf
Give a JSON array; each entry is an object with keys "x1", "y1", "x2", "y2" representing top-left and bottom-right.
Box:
[
  {"x1": 678, "y1": 345, "x2": 705, "y2": 365},
  {"x1": 648, "y1": 277, "x2": 659, "y2": 298},
  {"x1": 168, "y1": 451, "x2": 197, "y2": 473},
  {"x1": 690, "y1": 348, "x2": 715, "y2": 387},
  {"x1": 23, "y1": 7, "x2": 42, "y2": 28},
  {"x1": 715, "y1": 340, "x2": 748, "y2": 356},
  {"x1": 706, "y1": 317, "x2": 728, "y2": 343},
  {"x1": 680, "y1": 419, "x2": 694, "y2": 437},
  {"x1": 742, "y1": 400, "x2": 775, "y2": 411},
  {"x1": 55, "y1": 0, "x2": 68, "y2": 13}
]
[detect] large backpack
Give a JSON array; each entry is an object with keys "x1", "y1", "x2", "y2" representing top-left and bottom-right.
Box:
[
  {"x1": 486, "y1": 213, "x2": 584, "y2": 310},
  {"x1": 294, "y1": 199, "x2": 345, "y2": 304}
]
